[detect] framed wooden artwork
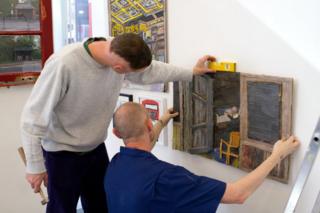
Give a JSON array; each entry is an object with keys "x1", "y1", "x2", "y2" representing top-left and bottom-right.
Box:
[
  {"x1": 239, "y1": 73, "x2": 293, "y2": 183},
  {"x1": 136, "y1": 95, "x2": 168, "y2": 146},
  {"x1": 108, "y1": 0, "x2": 167, "y2": 92},
  {"x1": 173, "y1": 72, "x2": 293, "y2": 183}
]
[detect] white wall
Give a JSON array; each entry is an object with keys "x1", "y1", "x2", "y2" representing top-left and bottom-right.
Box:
[
  {"x1": 90, "y1": 0, "x2": 109, "y2": 38},
  {"x1": 1, "y1": 0, "x2": 319, "y2": 212},
  {"x1": 237, "y1": 0, "x2": 320, "y2": 73},
  {"x1": 0, "y1": 85, "x2": 46, "y2": 213},
  {"x1": 52, "y1": 0, "x2": 67, "y2": 52}
]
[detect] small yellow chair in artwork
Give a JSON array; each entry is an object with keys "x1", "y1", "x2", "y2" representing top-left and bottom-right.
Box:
[{"x1": 219, "y1": 131, "x2": 240, "y2": 165}]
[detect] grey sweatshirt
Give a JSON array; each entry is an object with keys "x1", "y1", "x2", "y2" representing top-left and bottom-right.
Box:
[{"x1": 21, "y1": 42, "x2": 192, "y2": 173}]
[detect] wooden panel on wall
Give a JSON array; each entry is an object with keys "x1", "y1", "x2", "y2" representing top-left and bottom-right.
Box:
[
  {"x1": 173, "y1": 81, "x2": 185, "y2": 151},
  {"x1": 240, "y1": 144, "x2": 289, "y2": 183},
  {"x1": 172, "y1": 72, "x2": 293, "y2": 183},
  {"x1": 185, "y1": 74, "x2": 214, "y2": 154},
  {"x1": 240, "y1": 73, "x2": 293, "y2": 183},
  {"x1": 173, "y1": 82, "x2": 181, "y2": 122}
]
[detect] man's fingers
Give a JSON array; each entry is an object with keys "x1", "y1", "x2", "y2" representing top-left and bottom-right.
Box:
[
  {"x1": 293, "y1": 138, "x2": 301, "y2": 147},
  {"x1": 44, "y1": 176, "x2": 48, "y2": 187},
  {"x1": 287, "y1": 136, "x2": 300, "y2": 147},
  {"x1": 285, "y1": 136, "x2": 300, "y2": 151},
  {"x1": 203, "y1": 55, "x2": 216, "y2": 62},
  {"x1": 26, "y1": 172, "x2": 47, "y2": 192},
  {"x1": 33, "y1": 183, "x2": 41, "y2": 193},
  {"x1": 205, "y1": 68, "x2": 216, "y2": 73},
  {"x1": 167, "y1": 108, "x2": 174, "y2": 113},
  {"x1": 171, "y1": 112, "x2": 179, "y2": 117},
  {"x1": 281, "y1": 135, "x2": 293, "y2": 143},
  {"x1": 167, "y1": 108, "x2": 179, "y2": 117},
  {"x1": 32, "y1": 179, "x2": 42, "y2": 193},
  {"x1": 287, "y1": 135, "x2": 295, "y2": 142}
]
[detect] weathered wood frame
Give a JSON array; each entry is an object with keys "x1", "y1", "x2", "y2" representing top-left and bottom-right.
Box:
[
  {"x1": 183, "y1": 75, "x2": 214, "y2": 154},
  {"x1": 172, "y1": 81, "x2": 186, "y2": 151},
  {"x1": 239, "y1": 73, "x2": 293, "y2": 182}
]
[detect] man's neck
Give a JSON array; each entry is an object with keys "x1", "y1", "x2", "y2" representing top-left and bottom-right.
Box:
[
  {"x1": 124, "y1": 136, "x2": 152, "y2": 152},
  {"x1": 88, "y1": 41, "x2": 112, "y2": 66}
]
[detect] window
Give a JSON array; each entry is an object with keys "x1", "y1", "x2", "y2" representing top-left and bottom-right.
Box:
[
  {"x1": 66, "y1": 0, "x2": 91, "y2": 44},
  {"x1": 0, "y1": 0, "x2": 53, "y2": 87}
]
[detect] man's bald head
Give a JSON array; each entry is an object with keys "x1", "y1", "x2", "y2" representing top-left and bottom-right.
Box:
[{"x1": 113, "y1": 102, "x2": 150, "y2": 140}]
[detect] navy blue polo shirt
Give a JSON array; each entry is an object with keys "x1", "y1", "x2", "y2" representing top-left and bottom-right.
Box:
[{"x1": 104, "y1": 147, "x2": 226, "y2": 213}]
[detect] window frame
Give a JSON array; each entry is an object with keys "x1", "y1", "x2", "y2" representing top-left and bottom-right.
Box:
[{"x1": 0, "y1": 0, "x2": 53, "y2": 87}]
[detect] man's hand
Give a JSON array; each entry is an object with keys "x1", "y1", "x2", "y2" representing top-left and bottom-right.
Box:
[
  {"x1": 26, "y1": 172, "x2": 48, "y2": 193},
  {"x1": 159, "y1": 108, "x2": 179, "y2": 126},
  {"x1": 272, "y1": 136, "x2": 300, "y2": 160},
  {"x1": 222, "y1": 135, "x2": 300, "y2": 204},
  {"x1": 150, "y1": 108, "x2": 179, "y2": 147},
  {"x1": 193, "y1": 55, "x2": 216, "y2": 75}
]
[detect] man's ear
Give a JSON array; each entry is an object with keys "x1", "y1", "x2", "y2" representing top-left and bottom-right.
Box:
[
  {"x1": 113, "y1": 64, "x2": 124, "y2": 73},
  {"x1": 113, "y1": 128, "x2": 122, "y2": 138}
]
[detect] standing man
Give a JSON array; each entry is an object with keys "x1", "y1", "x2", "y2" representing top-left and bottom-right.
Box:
[
  {"x1": 20, "y1": 33, "x2": 214, "y2": 212},
  {"x1": 106, "y1": 102, "x2": 300, "y2": 213}
]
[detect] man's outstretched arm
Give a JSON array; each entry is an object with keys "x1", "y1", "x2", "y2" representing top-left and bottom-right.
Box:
[
  {"x1": 125, "y1": 55, "x2": 216, "y2": 85},
  {"x1": 151, "y1": 108, "x2": 179, "y2": 148},
  {"x1": 221, "y1": 136, "x2": 300, "y2": 204}
]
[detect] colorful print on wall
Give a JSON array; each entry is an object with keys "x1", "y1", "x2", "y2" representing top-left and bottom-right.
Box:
[
  {"x1": 108, "y1": 0, "x2": 167, "y2": 92},
  {"x1": 135, "y1": 95, "x2": 168, "y2": 146}
]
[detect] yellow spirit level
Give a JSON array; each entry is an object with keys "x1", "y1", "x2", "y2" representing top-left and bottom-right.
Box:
[{"x1": 208, "y1": 62, "x2": 236, "y2": 72}]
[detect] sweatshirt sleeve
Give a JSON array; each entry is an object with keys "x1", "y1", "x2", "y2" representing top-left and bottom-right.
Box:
[
  {"x1": 20, "y1": 58, "x2": 69, "y2": 174},
  {"x1": 124, "y1": 60, "x2": 193, "y2": 84}
]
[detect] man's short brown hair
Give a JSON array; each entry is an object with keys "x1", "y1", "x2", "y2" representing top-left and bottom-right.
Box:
[{"x1": 110, "y1": 33, "x2": 152, "y2": 70}]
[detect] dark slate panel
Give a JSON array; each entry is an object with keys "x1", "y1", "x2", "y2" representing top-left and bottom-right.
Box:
[
  {"x1": 213, "y1": 72, "x2": 240, "y2": 108},
  {"x1": 247, "y1": 82, "x2": 281, "y2": 144}
]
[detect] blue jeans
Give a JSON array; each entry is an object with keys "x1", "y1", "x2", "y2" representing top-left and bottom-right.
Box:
[{"x1": 44, "y1": 143, "x2": 109, "y2": 213}]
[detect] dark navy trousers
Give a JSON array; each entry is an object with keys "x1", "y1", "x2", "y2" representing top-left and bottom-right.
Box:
[{"x1": 43, "y1": 143, "x2": 109, "y2": 213}]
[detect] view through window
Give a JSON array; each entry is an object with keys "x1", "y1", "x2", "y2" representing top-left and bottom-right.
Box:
[
  {"x1": 0, "y1": 0, "x2": 53, "y2": 87},
  {"x1": 65, "y1": 0, "x2": 91, "y2": 44}
]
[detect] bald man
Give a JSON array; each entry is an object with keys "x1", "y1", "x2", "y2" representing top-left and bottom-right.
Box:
[{"x1": 105, "y1": 102, "x2": 300, "y2": 213}]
